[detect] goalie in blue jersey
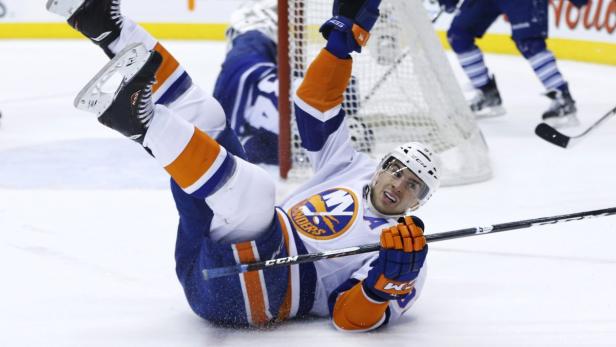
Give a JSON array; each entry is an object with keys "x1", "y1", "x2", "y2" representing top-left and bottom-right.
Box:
[{"x1": 440, "y1": 0, "x2": 587, "y2": 127}]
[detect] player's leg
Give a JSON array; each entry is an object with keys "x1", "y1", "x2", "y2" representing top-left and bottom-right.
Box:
[
  {"x1": 75, "y1": 45, "x2": 308, "y2": 326},
  {"x1": 75, "y1": 43, "x2": 274, "y2": 242},
  {"x1": 171, "y1": 180, "x2": 297, "y2": 326},
  {"x1": 47, "y1": 0, "x2": 240, "y2": 148},
  {"x1": 447, "y1": 0, "x2": 505, "y2": 117},
  {"x1": 500, "y1": 0, "x2": 578, "y2": 127}
]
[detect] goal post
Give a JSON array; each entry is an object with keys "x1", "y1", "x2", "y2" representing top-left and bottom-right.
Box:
[{"x1": 277, "y1": 0, "x2": 492, "y2": 186}]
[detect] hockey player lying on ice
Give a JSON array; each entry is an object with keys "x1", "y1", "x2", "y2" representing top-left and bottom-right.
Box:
[{"x1": 48, "y1": 0, "x2": 440, "y2": 331}]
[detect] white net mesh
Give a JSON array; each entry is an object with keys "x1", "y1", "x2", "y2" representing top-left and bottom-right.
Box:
[{"x1": 283, "y1": 0, "x2": 491, "y2": 186}]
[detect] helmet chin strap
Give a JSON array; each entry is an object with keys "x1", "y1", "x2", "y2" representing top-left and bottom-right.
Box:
[{"x1": 363, "y1": 184, "x2": 416, "y2": 219}]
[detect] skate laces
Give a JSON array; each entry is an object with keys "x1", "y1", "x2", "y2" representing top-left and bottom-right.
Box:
[
  {"x1": 136, "y1": 79, "x2": 154, "y2": 128},
  {"x1": 110, "y1": 0, "x2": 124, "y2": 28}
]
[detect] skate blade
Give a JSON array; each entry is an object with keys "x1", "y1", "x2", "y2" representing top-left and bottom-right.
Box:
[
  {"x1": 474, "y1": 105, "x2": 506, "y2": 119},
  {"x1": 46, "y1": 0, "x2": 86, "y2": 18},
  {"x1": 543, "y1": 113, "x2": 581, "y2": 129},
  {"x1": 74, "y1": 43, "x2": 151, "y2": 116}
]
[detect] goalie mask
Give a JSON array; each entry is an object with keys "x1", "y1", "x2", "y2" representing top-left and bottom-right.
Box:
[{"x1": 367, "y1": 142, "x2": 440, "y2": 217}]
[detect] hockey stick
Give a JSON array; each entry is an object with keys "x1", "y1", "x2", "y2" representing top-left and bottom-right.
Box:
[
  {"x1": 535, "y1": 105, "x2": 616, "y2": 148},
  {"x1": 202, "y1": 206, "x2": 616, "y2": 280}
]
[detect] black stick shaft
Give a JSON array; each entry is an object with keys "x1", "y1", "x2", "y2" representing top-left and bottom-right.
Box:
[{"x1": 202, "y1": 207, "x2": 616, "y2": 280}]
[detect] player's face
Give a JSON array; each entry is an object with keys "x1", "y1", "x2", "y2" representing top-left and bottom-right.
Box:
[{"x1": 371, "y1": 159, "x2": 428, "y2": 215}]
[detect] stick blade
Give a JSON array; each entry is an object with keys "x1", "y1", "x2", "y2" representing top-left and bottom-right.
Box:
[{"x1": 535, "y1": 123, "x2": 571, "y2": 148}]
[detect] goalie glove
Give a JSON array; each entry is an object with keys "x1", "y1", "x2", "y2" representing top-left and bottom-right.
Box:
[
  {"x1": 363, "y1": 216, "x2": 427, "y2": 301},
  {"x1": 320, "y1": 0, "x2": 381, "y2": 57}
]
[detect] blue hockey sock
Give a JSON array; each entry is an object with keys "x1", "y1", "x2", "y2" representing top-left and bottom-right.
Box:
[
  {"x1": 456, "y1": 48, "x2": 490, "y2": 89},
  {"x1": 527, "y1": 50, "x2": 567, "y2": 91}
]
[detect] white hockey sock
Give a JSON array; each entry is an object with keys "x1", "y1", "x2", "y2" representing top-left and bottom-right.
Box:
[{"x1": 108, "y1": 18, "x2": 157, "y2": 55}]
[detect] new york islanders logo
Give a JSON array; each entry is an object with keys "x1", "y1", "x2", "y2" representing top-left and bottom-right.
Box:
[{"x1": 289, "y1": 188, "x2": 358, "y2": 240}]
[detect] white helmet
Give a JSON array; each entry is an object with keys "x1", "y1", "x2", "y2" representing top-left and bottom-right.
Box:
[
  {"x1": 226, "y1": 0, "x2": 278, "y2": 45},
  {"x1": 370, "y1": 142, "x2": 440, "y2": 214}
]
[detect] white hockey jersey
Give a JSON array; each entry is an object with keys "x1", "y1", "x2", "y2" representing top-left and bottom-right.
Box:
[{"x1": 280, "y1": 49, "x2": 427, "y2": 327}]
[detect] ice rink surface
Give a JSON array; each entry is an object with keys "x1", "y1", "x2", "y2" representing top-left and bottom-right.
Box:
[{"x1": 0, "y1": 39, "x2": 615, "y2": 346}]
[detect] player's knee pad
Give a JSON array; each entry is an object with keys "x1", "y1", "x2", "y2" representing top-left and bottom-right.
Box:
[
  {"x1": 514, "y1": 37, "x2": 547, "y2": 59},
  {"x1": 447, "y1": 26, "x2": 476, "y2": 53},
  {"x1": 206, "y1": 157, "x2": 276, "y2": 243}
]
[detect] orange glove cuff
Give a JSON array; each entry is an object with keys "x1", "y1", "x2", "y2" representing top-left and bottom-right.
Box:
[{"x1": 332, "y1": 282, "x2": 389, "y2": 331}]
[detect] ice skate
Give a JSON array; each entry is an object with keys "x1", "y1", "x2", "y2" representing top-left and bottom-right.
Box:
[
  {"x1": 46, "y1": 0, "x2": 123, "y2": 56},
  {"x1": 226, "y1": 0, "x2": 278, "y2": 45},
  {"x1": 470, "y1": 77, "x2": 505, "y2": 118},
  {"x1": 541, "y1": 89, "x2": 579, "y2": 128},
  {"x1": 75, "y1": 43, "x2": 162, "y2": 144}
]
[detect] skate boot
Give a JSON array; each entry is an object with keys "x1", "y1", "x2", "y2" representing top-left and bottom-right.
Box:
[
  {"x1": 541, "y1": 88, "x2": 579, "y2": 128},
  {"x1": 46, "y1": 0, "x2": 123, "y2": 57},
  {"x1": 470, "y1": 76, "x2": 505, "y2": 118},
  {"x1": 225, "y1": 0, "x2": 278, "y2": 46},
  {"x1": 75, "y1": 43, "x2": 162, "y2": 144}
]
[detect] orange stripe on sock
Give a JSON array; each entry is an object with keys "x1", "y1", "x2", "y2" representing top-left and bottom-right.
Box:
[
  {"x1": 164, "y1": 128, "x2": 221, "y2": 189},
  {"x1": 152, "y1": 42, "x2": 180, "y2": 93},
  {"x1": 296, "y1": 49, "x2": 353, "y2": 113},
  {"x1": 276, "y1": 212, "x2": 292, "y2": 321},
  {"x1": 236, "y1": 241, "x2": 270, "y2": 326},
  {"x1": 333, "y1": 282, "x2": 388, "y2": 331}
]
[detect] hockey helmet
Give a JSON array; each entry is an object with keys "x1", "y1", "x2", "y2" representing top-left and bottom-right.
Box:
[{"x1": 371, "y1": 142, "x2": 440, "y2": 213}]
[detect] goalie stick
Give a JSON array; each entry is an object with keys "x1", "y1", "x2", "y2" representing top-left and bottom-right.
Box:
[
  {"x1": 535, "y1": 105, "x2": 616, "y2": 148},
  {"x1": 202, "y1": 206, "x2": 616, "y2": 280}
]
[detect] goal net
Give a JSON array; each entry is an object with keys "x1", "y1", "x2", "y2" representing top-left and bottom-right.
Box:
[{"x1": 277, "y1": 0, "x2": 492, "y2": 186}]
